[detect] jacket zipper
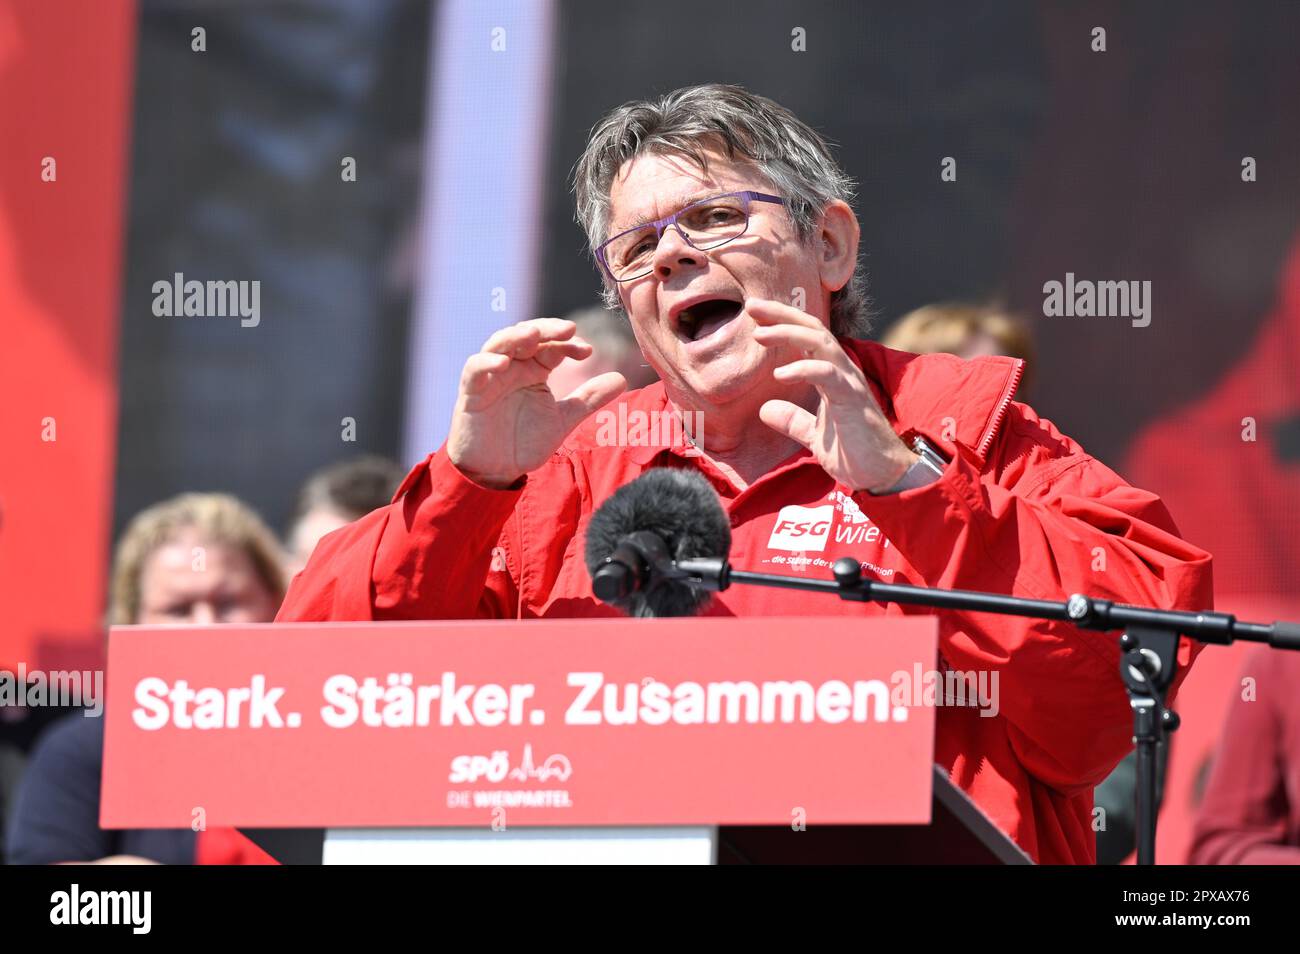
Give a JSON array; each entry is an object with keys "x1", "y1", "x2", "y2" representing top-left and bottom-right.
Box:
[{"x1": 976, "y1": 359, "x2": 1025, "y2": 461}]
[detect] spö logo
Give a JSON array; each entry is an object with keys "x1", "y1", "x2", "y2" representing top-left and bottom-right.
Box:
[{"x1": 767, "y1": 504, "x2": 834, "y2": 552}]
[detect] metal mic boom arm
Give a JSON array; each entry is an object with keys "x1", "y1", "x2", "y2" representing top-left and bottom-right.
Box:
[
  {"x1": 678, "y1": 553, "x2": 1300, "y2": 866},
  {"x1": 690, "y1": 554, "x2": 1300, "y2": 651}
]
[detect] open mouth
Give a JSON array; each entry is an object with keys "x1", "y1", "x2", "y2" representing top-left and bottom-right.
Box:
[{"x1": 675, "y1": 298, "x2": 744, "y2": 342}]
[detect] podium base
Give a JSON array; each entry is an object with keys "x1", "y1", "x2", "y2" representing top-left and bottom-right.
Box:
[
  {"x1": 320, "y1": 826, "x2": 717, "y2": 864},
  {"x1": 240, "y1": 767, "x2": 1031, "y2": 864}
]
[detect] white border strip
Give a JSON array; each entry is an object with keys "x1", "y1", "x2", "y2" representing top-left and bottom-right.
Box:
[{"x1": 403, "y1": 0, "x2": 556, "y2": 463}]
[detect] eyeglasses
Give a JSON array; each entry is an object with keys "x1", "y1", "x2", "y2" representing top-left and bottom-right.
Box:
[{"x1": 596, "y1": 190, "x2": 785, "y2": 283}]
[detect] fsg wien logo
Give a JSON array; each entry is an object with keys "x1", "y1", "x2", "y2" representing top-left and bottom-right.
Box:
[{"x1": 767, "y1": 504, "x2": 834, "y2": 552}]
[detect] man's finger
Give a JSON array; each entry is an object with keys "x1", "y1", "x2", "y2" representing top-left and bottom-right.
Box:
[
  {"x1": 752, "y1": 322, "x2": 841, "y2": 361},
  {"x1": 460, "y1": 350, "x2": 513, "y2": 396},
  {"x1": 758, "y1": 398, "x2": 819, "y2": 449},
  {"x1": 481, "y1": 318, "x2": 577, "y2": 358},
  {"x1": 532, "y1": 338, "x2": 593, "y2": 371},
  {"x1": 746, "y1": 297, "x2": 825, "y2": 330},
  {"x1": 557, "y1": 371, "x2": 628, "y2": 430},
  {"x1": 772, "y1": 358, "x2": 849, "y2": 393},
  {"x1": 490, "y1": 339, "x2": 594, "y2": 392},
  {"x1": 773, "y1": 355, "x2": 880, "y2": 412},
  {"x1": 481, "y1": 321, "x2": 542, "y2": 357}
]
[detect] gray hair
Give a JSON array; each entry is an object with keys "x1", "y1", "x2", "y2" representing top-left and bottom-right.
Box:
[{"x1": 572, "y1": 83, "x2": 871, "y2": 338}]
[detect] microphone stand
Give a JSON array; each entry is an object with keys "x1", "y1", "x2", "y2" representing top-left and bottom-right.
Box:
[{"x1": 660, "y1": 554, "x2": 1300, "y2": 866}]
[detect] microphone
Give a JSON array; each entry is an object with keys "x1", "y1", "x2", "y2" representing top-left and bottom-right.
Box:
[{"x1": 584, "y1": 468, "x2": 732, "y2": 617}]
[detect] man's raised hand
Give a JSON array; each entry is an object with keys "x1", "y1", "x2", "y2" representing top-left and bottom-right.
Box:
[
  {"x1": 447, "y1": 318, "x2": 627, "y2": 489},
  {"x1": 749, "y1": 299, "x2": 917, "y2": 494}
]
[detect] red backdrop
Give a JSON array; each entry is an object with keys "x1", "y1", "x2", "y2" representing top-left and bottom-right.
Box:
[{"x1": 0, "y1": 0, "x2": 135, "y2": 671}]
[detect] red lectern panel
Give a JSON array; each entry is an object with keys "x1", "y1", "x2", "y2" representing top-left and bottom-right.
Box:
[{"x1": 101, "y1": 616, "x2": 937, "y2": 829}]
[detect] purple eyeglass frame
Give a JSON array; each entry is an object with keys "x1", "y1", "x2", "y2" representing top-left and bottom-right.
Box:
[{"x1": 595, "y1": 190, "x2": 785, "y2": 282}]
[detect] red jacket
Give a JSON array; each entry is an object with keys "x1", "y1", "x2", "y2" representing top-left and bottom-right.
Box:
[{"x1": 278, "y1": 338, "x2": 1211, "y2": 864}]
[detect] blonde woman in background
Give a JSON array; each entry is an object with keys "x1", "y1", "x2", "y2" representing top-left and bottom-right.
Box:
[
  {"x1": 6, "y1": 493, "x2": 285, "y2": 864},
  {"x1": 881, "y1": 302, "x2": 1035, "y2": 395}
]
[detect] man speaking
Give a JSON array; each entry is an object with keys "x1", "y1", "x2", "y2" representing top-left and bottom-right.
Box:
[{"x1": 278, "y1": 84, "x2": 1211, "y2": 864}]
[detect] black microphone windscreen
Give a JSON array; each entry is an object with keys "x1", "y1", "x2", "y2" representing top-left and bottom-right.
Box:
[{"x1": 584, "y1": 467, "x2": 731, "y2": 617}]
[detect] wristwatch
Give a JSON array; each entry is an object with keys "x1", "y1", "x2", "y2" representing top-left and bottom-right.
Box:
[{"x1": 870, "y1": 435, "x2": 948, "y2": 495}]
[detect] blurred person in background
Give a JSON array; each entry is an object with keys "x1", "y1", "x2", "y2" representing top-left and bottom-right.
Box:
[
  {"x1": 5, "y1": 493, "x2": 284, "y2": 865},
  {"x1": 881, "y1": 301, "x2": 1036, "y2": 395},
  {"x1": 1189, "y1": 647, "x2": 1300, "y2": 864},
  {"x1": 1125, "y1": 232, "x2": 1300, "y2": 597},
  {"x1": 285, "y1": 455, "x2": 407, "y2": 578},
  {"x1": 546, "y1": 304, "x2": 660, "y2": 401}
]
